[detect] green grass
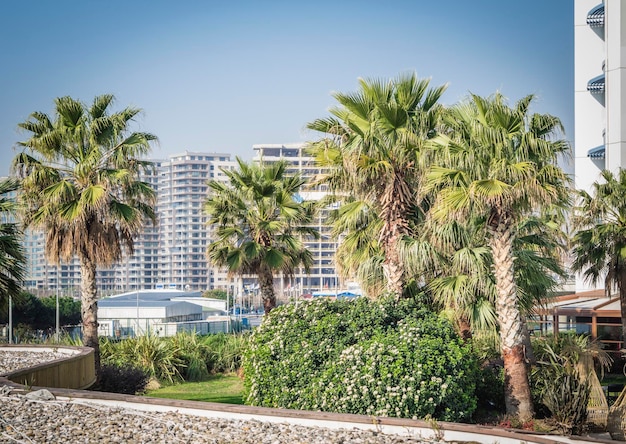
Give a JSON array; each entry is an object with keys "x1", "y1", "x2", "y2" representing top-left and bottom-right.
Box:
[{"x1": 144, "y1": 373, "x2": 244, "y2": 404}]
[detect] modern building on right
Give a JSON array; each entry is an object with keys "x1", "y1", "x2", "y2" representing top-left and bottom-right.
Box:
[{"x1": 574, "y1": 0, "x2": 626, "y2": 292}]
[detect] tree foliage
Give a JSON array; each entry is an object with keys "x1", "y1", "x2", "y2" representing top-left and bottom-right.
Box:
[
  {"x1": 426, "y1": 92, "x2": 571, "y2": 421},
  {"x1": 1, "y1": 292, "x2": 81, "y2": 331},
  {"x1": 205, "y1": 158, "x2": 318, "y2": 314},
  {"x1": 12, "y1": 94, "x2": 157, "y2": 370},
  {"x1": 571, "y1": 169, "x2": 626, "y2": 339},
  {"x1": 307, "y1": 73, "x2": 446, "y2": 298},
  {"x1": 0, "y1": 178, "x2": 26, "y2": 308}
]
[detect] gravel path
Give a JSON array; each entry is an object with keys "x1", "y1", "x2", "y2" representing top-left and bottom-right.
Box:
[
  {"x1": 0, "y1": 387, "x2": 440, "y2": 443},
  {"x1": 0, "y1": 351, "x2": 443, "y2": 443}
]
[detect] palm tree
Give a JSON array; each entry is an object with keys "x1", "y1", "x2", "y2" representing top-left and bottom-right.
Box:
[
  {"x1": 572, "y1": 169, "x2": 626, "y2": 341},
  {"x1": 204, "y1": 158, "x2": 318, "y2": 314},
  {"x1": 12, "y1": 95, "x2": 157, "y2": 370},
  {"x1": 426, "y1": 93, "x2": 571, "y2": 422},
  {"x1": 0, "y1": 178, "x2": 26, "y2": 317},
  {"x1": 413, "y1": 216, "x2": 497, "y2": 339},
  {"x1": 307, "y1": 73, "x2": 446, "y2": 298},
  {"x1": 414, "y1": 213, "x2": 566, "y2": 346},
  {"x1": 324, "y1": 197, "x2": 385, "y2": 298}
]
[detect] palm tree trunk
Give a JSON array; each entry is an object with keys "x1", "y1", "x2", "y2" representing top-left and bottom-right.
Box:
[
  {"x1": 458, "y1": 316, "x2": 473, "y2": 341},
  {"x1": 380, "y1": 174, "x2": 410, "y2": 299},
  {"x1": 258, "y1": 268, "x2": 277, "y2": 315},
  {"x1": 381, "y1": 240, "x2": 404, "y2": 299},
  {"x1": 489, "y1": 216, "x2": 534, "y2": 422},
  {"x1": 79, "y1": 254, "x2": 100, "y2": 373}
]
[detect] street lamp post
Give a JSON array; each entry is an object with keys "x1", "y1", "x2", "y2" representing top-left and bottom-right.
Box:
[
  {"x1": 136, "y1": 286, "x2": 140, "y2": 337},
  {"x1": 56, "y1": 289, "x2": 60, "y2": 341}
]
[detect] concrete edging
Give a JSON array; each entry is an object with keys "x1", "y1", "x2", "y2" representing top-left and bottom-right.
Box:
[
  {"x1": 0, "y1": 346, "x2": 615, "y2": 444},
  {"x1": 1, "y1": 385, "x2": 614, "y2": 444}
]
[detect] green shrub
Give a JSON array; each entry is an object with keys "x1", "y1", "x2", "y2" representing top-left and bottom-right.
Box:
[
  {"x1": 169, "y1": 331, "x2": 210, "y2": 381},
  {"x1": 91, "y1": 363, "x2": 150, "y2": 395},
  {"x1": 531, "y1": 333, "x2": 596, "y2": 434},
  {"x1": 201, "y1": 333, "x2": 247, "y2": 374},
  {"x1": 474, "y1": 364, "x2": 505, "y2": 412},
  {"x1": 540, "y1": 369, "x2": 590, "y2": 435},
  {"x1": 100, "y1": 335, "x2": 184, "y2": 383},
  {"x1": 99, "y1": 332, "x2": 248, "y2": 384},
  {"x1": 243, "y1": 297, "x2": 479, "y2": 422}
]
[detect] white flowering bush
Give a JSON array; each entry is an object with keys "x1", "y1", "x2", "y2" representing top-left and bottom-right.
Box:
[{"x1": 243, "y1": 297, "x2": 478, "y2": 422}]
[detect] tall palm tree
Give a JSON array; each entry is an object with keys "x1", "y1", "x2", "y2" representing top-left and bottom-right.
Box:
[
  {"x1": 0, "y1": 178, "x2": 26, "y2": 315},
  {"x1": 572, "y1": 169, "x2": 626, "y2": 341},
  {"x1": 426, "y1": 93, "x2": 571, "y2": 422},
  {"x1": 307, "y1": 73, "x2": 446, "y2": 298},
  {"x1": 12, "y1": 95, "x2": 157, "y2": 370},
  {"x1": 204, "y1": 158, "x2": 318, "y2": 314},
  {"x1": 413, "y1": 213, "x2": 566, "y2": 344}
]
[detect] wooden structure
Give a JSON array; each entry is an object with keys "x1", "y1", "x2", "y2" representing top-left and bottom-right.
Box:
[
  {"x1": 531, "y1": 290, "x2": 623, "y2": 355},
  {"x1": 0, "y1": 345, "x2": 96, "y2": 390}
]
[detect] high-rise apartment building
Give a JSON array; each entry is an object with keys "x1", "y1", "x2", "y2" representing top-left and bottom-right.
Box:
[
  {"x1": 574, "y1": 1, "x2": 626, "y2": 291},
  {"x1": 252, "y1": 143, "x2": 341, "y2": 295},
  {"x1": 155, "y1": 151, "x2": 235, "y2": 291},
  {"x1": 18, "y1": 152, "x2": 236, "y2": 296}
]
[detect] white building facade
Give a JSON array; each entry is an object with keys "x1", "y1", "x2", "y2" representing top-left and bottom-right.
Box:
[
  {"x1": 155, "y1": 151, "x2": 235, "y2": 291},
  {"x1": 575, "y1": 1, "x2": 626, "y2": 291}
]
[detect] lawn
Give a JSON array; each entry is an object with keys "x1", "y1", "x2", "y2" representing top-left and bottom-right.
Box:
[{"x1": 144, "y1": 373, "x2": 244, "y2": 404}]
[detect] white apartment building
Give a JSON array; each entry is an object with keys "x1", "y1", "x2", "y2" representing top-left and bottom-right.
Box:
[
  {"x1": 574, "y1": 1, "x2": 626, "y2": 291},
  {"x1": 252, "y1": 143, "x2": 341, "y2": 295},
  {"x1": 17, "y1": 152, "x2": 236, "y2": 296},
  {"x1": 155, "y1": 151, "x2": 235, "y2": 291}
]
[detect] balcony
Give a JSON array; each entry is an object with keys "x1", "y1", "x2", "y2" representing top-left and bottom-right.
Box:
[
  {"x1": 587, "y1": 73, "x2": 605, "y2": 94},
  {"x1": 587, "y1": 145, "x2": 605, "y2": 160},
  {"x1": 587, "y1": 3, "x2": 605, "y2": 28}
]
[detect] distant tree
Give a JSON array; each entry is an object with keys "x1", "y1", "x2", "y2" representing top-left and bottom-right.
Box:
[
  {"x1": 40, "y1": 296, "x2": 82, "y2": 326},
  {"x1": 6, "y1": 293, "x2": 81, "y2": 333},
  {"x1": 203, "y1": 289, "x2": 228, "y2": 299},
  {"x1": 572, "y1": 169, "x2": 626, "y2": 341},
  {"x1": 11, "y1": 292, "x2": 48, "y2": 330},
  {"x1": 205, "y1": 158, "x2": 318, "y2": 314},
  {"x1": 12, "y1": 94, "x2": 157, "y2": 371},
  {"x1": 202, "y1": 289, "x2": 231, "y2": 307}
]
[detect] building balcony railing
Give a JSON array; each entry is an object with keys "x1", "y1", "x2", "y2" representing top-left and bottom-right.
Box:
[
  {"x1": 587, "y1": 73, "x2": 605, "y2": 94},
  {"x1": 587, "y1": 145, "x2": 606, "y2": 160},
  {"x1": 587, "y1": 3, "x2": 605, "y2": 28}
]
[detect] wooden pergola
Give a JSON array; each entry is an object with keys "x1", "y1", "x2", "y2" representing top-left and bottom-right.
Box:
[{"x1": 532, "y1": 290, "x2": 622, "y2": 353}]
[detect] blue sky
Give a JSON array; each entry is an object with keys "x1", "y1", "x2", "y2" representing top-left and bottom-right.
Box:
[{"x1": 0, "y1": 1, "x2": 573, "y2": 176}]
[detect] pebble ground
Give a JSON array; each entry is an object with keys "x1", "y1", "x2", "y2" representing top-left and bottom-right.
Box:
[{"x1": 0, "y1": 350, "x2": 444, "y2": 443}]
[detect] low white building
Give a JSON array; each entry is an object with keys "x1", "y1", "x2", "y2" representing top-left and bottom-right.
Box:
[{"x1": 97, "y1": 289, "x2": 229, "y2": 337}]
